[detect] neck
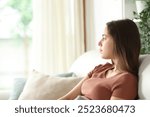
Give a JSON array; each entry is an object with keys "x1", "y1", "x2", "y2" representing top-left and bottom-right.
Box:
[{"x1": 111, "y1": 59, "x2": 124, "y2": 72}]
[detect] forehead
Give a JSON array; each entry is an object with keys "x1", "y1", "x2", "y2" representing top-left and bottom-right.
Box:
[
  {"x1": 102, "y1": 27, "x2": 114, "y2": 42},
  {"x1": 104, "y1": 25, "x2": 109, "y2": 34},
  {"x1": 102, "y1": 26, "x2": 110, "y2": 37}
]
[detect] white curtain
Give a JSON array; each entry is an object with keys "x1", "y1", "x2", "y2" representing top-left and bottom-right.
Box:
[{"x1": 31, "y1": 0, "x2": 85, "y2": 74}]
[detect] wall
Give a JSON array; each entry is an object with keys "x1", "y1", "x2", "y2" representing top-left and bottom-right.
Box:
[
  {"x1": 124, "y1": 0, "x2": 137, "y2": 19},
  {"x1": 86, "y1": 0, "x2": 137, "y2": 51}
]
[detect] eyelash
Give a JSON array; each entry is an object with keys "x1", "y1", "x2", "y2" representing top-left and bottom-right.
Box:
[{"x1": 102, "y1": 37, "x2": 106, "y2": 40}]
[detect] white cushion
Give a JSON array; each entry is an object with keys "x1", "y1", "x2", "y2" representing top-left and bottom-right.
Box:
[
  {"x1": 18, "y1": 71, "x2": 82, "y2": 100},
  {"x1": 69, "y1": 50, "x2": 110, "y2": 77},
  {"x1": 138, "y1": 55, "x2": 150, "y2": 99}
]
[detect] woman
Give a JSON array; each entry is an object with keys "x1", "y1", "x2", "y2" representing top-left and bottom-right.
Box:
[{"x1": 59, "y1": 19, "x2": 141, "y2": 100}]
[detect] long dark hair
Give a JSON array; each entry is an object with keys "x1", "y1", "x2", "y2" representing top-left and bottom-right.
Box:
[{"x1": 106, "y1": 19, "x2": 141, "y2": 77}]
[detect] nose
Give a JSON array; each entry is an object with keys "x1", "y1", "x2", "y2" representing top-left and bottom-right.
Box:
[{"x1": 98, "y1": 39, "x2": 102, "y2": 46}]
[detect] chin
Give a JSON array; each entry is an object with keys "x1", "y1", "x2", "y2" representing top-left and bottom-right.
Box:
[
  {"x1": 100, "y1": 54, "x2": 110, "y2": 59},
  {"x1": 100, "y1": 54, "x2": 105, "y2": 59}
]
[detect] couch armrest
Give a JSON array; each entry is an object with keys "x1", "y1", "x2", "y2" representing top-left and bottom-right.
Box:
[{"x1": 138, "y1": 55, "x2": 150, "y2": 99}]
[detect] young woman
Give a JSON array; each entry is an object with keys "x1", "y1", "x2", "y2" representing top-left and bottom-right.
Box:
[{"x1": 59, "y1": 19, "x2": 141, "y2": 100}]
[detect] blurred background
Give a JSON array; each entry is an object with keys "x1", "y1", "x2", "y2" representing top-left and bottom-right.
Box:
[{"x1": 0, "y1": 0, "x2": 149, "y2": 96}]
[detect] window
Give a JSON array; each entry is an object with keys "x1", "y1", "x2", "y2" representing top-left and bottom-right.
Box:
[{"x1": 0, "y1": 0, "x2": 32, "y2": 89}]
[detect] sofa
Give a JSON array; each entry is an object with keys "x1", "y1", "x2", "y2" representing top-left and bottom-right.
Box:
[{"x1": 1, "y1": 50, "x2": 150, "y2": 100}]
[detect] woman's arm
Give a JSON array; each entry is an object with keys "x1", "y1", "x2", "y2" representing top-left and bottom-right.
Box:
[
  {"x1": 110, "y1": 96, "x2": 125, "y2": 100},
  {"x1": 58, "y1": 76, "x2": 90, "y2": 100}
]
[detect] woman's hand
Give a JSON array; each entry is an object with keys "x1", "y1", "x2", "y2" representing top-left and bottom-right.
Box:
[
  {"x1": 110, "y1": 96, "x2": 125, "y2": 100},
  {"x1": 58, "y1": 76, "x2": 90, "y2": 100}
]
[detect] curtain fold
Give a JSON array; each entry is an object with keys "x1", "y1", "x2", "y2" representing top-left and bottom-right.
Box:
[{"x1": 32, "y1": 0, "x2": 85, "y2": 74}]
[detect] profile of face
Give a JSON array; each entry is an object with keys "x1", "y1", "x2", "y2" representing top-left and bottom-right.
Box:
[{"x1": 98, "y1": 26, "x2": 114, "y2": 59}]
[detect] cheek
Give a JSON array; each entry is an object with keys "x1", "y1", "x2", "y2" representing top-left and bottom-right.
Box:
[
  {"x1": 103, "y1": 42, "x2": 113, "y2": 51},
  {"x1": 104, "y1": 47, "x2": 113, "y2": 54},
  {"x1": 101, "y1": 42, "x2": 114, "y2": 58}
]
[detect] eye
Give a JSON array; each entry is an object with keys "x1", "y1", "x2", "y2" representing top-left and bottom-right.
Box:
[
  {"x1": 102, "y1": 35, "x2": 106, "y2": 40},
  {"x1": 103, "y1": 37, "x2": 106, "y2": 40}
]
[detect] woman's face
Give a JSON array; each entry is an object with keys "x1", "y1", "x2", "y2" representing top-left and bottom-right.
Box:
[{"x1": 98, "y1": 26, "x2": 114, "y2": 59}]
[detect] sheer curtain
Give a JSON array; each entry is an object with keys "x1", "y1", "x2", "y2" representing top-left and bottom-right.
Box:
[{"x1": 32, "y1": 0, "x2": 85, "y2": 74}]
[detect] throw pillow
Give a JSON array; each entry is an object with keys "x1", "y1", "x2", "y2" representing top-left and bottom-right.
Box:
[
  {"x1": 52, "y1": 72, "x2": 76, "y2": 77},
  {"x1": 18, "y1": 71, "x2": 82, "y2": 100},
  {"x1": 9, "y1": 72, "x2": 76, "y2": 100},
  {"x1": 9, "y1": 78, "x2": 26, "y2": 100}
]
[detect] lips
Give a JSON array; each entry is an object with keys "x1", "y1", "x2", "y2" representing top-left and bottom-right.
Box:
[{"x1": 99, "y1": 49, "x2": 102, "y2": 53}]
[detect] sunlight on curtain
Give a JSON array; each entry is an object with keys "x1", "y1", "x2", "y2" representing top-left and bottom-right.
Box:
[{"x1": 32, "y1": 0, "x2": 85, "y2": 74}]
